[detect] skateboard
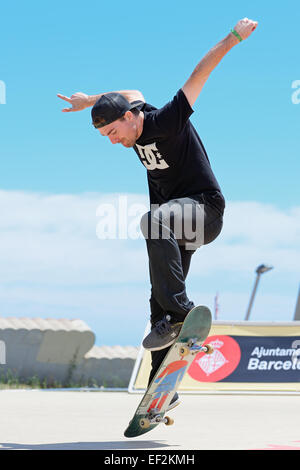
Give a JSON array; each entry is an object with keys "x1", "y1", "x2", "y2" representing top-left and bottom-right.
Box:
[{"x1": 124, "y1": 305, "x2": 213, "y2": 438}]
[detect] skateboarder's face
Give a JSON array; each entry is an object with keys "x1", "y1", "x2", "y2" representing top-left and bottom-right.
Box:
[{"x1": 99, "y1": 111, "x2": 143, "y2": 148}]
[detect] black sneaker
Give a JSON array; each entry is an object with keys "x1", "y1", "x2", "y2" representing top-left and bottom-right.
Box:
[
  {"x1": 142, "y1": 315, "x2": 183, "y2": 351},
  {"x1": 166, "y1": 392, "x2": 180, "y2": 411}
]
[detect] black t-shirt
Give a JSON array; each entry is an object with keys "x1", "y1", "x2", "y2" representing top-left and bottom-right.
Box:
[{"x1": 133, "y1": 89, "x2": 225, "y2": 213}]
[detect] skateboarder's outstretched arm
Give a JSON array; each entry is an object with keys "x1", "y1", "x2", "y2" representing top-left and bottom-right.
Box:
[
  {"x1": 182, "y1": 17, "x2": 258, "y2": 107},
  {"x1": 57, "y1": 89, "x2": 145, "y2": 113}
]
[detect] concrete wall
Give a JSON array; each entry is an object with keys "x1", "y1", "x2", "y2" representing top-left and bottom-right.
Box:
[
  {"x1": 73, "y1": 346, "x2": 138, "y2": 387},
  {"x1": 0, "y1": 318, "x2": 138, "y2": 387}
]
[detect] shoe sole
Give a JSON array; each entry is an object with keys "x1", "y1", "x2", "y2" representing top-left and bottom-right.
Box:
[{"x1": 166, "y1": 399, "x2": 181, "y2": 412}]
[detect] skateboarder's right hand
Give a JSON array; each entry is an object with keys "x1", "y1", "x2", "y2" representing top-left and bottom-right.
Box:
[{"x1": 57, "y1": 92, "x2": 90, "y2": 112}]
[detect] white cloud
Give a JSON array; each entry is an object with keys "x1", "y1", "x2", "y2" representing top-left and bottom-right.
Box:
[
  {"x1": 0, "y1": 190, "x2": 149, "y2": 284},
  {"x1": 189, "y1": 201, "x2": 300, "y2": 275},
  {"x1": 0, "y1": 190, "x2": 298, "y2": 342},
  {"x1": 222, "y1": 201, "x2": 300, "y2": 248}
]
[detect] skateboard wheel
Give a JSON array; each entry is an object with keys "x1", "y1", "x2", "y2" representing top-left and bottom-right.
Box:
[
  {"x1": 139, "y1": 418, "x2": 150, "y2": 429},
  {"x1": 165, "y1": 416, "x2": 174, "y2": 426},
  {"x1": 179, "y1": 346, "x2": 190, "y2": 357},
  {"x1": 204, "y1": 343, "x2": 214, "y2": 354}
]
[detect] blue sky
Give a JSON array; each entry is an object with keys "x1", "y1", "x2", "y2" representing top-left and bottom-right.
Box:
[{"x1": 0, "y1": 0, "x2": 299, "y2": 345}]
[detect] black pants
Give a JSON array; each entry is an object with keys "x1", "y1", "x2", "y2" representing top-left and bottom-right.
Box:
[{"x1": 140, "y1": 193, "x2": 224, "y2": 385}]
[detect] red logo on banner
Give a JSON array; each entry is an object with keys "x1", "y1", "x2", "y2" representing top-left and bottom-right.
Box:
[{"x1": 188, "y1": 335, "x2": 241, "y2": 382}]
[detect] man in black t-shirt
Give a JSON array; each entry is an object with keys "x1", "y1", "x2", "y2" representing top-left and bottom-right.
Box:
[{"x1": 58, "y1": 18, "x2": 258, "y2": 397}]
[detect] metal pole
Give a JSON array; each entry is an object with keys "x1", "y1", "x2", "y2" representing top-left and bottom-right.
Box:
[
  {"x1": 244, "y1": 272, "x2": 261, "y2": 321},
  {"x1": 293, "y1": 286, "x2": 300, "y2": 321}
]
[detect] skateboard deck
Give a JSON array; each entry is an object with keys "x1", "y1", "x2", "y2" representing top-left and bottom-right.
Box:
[{"x1": 124, "y1": 305, "x2": 213, "y2": 438}]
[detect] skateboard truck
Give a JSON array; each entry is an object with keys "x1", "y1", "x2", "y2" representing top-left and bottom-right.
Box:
[
  {"x1": 139, "y1": 409, "x2": 174, "y2": 429},
  {"x1": 179, "y1": 339, "x2": 214, "y2": 357}
]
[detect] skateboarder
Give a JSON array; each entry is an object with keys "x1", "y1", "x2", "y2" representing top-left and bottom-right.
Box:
[{"x1": 58, "y1": 18, "x2": 258, "y2": 404}]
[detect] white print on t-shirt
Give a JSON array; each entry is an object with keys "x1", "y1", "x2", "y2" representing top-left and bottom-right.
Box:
[{"x1": 135, "y1": 143, "x2": 169, "y2": 171}]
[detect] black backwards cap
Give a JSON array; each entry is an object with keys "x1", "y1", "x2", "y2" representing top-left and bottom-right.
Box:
[{"x1": 91, "y1": 93, "x2": 144, "y2": 129}]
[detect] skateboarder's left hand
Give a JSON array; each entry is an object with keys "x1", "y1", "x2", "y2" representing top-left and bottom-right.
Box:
[{"x1": 232, "y1": 17, "x2": 258, "y2": 41}]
